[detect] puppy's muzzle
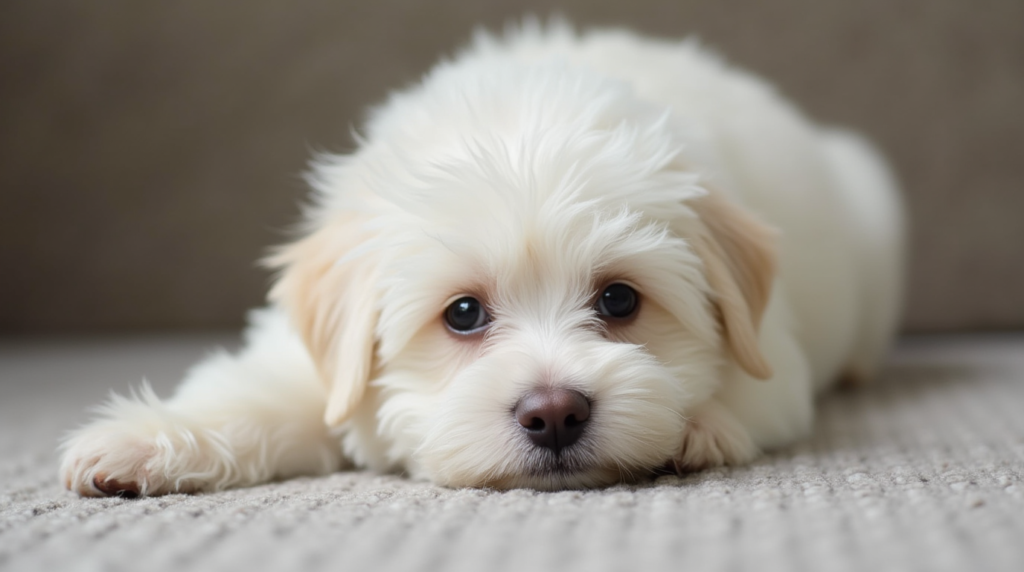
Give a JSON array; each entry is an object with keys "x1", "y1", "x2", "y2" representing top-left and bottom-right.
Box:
[{"x1": 514, "y1": 388, "x2": 591, "y2": 454}]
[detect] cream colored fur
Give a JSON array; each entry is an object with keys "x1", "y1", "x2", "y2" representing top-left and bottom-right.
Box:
[{"x1": 61, "y1": 21, "x2": 903, "y2": 496}]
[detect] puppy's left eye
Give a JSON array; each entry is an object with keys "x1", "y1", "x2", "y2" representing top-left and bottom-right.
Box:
[
  {"x1": 596, "y1": 283, "x2": 639, "y2": 319},
  {"x1": 445, "y1": 296, "x2": 491, "y2": 334}
]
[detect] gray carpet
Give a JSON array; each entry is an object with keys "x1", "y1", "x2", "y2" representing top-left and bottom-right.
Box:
[{"x1": 1, "y1": 334, "x2": 1023, "y2": 572}]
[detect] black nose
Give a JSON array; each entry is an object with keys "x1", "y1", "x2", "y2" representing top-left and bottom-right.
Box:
[{"x1": 515, "y1": 388, "x2": 591, "y2": 454}]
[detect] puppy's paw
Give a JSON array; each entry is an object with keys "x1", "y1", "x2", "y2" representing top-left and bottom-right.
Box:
[
  {"x1": 59, "y1": 386, "x2": 209, "y2": 497},
  {"x1": 673, "y1": 400, "x2": 759, "y2": 473},
  {"x1": 61, "y1": 428, "x2": 176, "y2": 497}
]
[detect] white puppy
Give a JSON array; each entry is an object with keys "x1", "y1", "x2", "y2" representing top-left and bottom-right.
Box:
[{"x1": 61, "y1": 22, "x2": 904, "y2": 496}]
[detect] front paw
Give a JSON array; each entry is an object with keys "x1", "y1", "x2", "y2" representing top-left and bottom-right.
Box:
[
  {"x1": 60, "y1": 427, "x2": 177, "y2": 497},
  {"x1": 59, "y1": 388, "x2": 203, "y2": 497},
  {"x1": 673, "y1": 400, "x2": 759, "y2": 473},
  {"x1": 62, "y1": 429, "x2": 161, "y2": 497}
]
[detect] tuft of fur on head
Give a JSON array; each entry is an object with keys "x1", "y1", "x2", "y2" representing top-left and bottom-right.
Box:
[{"x1": 266, "y1": 25, "x2": 776, "y2": 489}]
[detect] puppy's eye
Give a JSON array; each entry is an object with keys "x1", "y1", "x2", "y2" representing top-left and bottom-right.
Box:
[
  {"x1": 445, "y1": 296, "x2": 490, "y2": 334},
  {"x1": 596, "y1": 283, "x2": 639, "y2": 319}
]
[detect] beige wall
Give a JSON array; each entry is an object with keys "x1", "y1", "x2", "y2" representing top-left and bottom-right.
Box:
[{"x1": 2, "y1": 0, "x2": 1022, "y2": 333}]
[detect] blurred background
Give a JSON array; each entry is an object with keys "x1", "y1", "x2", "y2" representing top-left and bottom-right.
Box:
[{"x1": 1, "y1": 0, "x2": 1022, "y2": 335}]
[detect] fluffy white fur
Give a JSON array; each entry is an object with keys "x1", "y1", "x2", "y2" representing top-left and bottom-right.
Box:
[{"x1": 61, "y1": 22, "x2": 904, "y2": 496}]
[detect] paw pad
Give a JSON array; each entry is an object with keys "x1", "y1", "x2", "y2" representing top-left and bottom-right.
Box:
[{"x1": 92, "y1": 475, "x2": 141, "y2": 498}]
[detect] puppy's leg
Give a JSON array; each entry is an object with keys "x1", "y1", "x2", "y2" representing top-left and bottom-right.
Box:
[
  {"x1": 675, "y1": 320, "x2": 815, "y2": 473},
  {"x1": 673, "y1": 399, "x2": 759, "y2": 473},
  {"x1": 60, "y1": 309, "x2": 342, "y2": 497}
]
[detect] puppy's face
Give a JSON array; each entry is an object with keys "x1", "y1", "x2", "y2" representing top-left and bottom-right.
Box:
[
  {"x1": 269, "y1": 73, "x2": 775, "y2": 489},
  {"x1": 370, "y1": 202, "x2": 718, "y2": 489},
  {"x1": 271, "y1": 155, "x2": 774, "y2": 490}
]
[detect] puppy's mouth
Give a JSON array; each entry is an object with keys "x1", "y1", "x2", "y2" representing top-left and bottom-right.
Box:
[
  {"x1": 509, "y1": 442, "x2": 624, "y2": 488},
  {"x1": 470, "y1": 439, "x2": 661, "y2": 490},
  {"x1": 525, "y1": 449, "x2": 592, "y2": 478}
]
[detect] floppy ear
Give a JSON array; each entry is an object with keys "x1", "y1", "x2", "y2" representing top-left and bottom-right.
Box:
[
  {"x1": 690, "y1": 190, "x2": 777, "y2": 380},
  {"x1": 266, "y1": 217, "x2": 379, "y2": 426}
]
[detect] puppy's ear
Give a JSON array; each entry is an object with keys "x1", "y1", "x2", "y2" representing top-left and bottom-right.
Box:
[
  {"x1": 691, "y1": 190, "x2": 777, "y2": 380},
  {"x1": 266, "y1": 217, "x2": 379, "y2": 426}
]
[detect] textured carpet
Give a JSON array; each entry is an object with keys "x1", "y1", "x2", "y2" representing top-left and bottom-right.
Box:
[{"x1": 1, "y1": 334, "x2": 1022, "y2": 572}]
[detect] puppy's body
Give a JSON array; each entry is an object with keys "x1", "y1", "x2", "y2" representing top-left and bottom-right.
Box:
[{"x1": 62, "y1": 24, "x2": 903, "y2": 496}]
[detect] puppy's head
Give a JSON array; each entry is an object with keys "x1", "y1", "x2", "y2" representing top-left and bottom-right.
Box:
[{"x1": 269, "y1": 64, "x2": 775, "y2": 489}]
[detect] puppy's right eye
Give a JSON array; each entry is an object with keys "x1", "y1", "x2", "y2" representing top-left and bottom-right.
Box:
[
  {"x1": 596, "y1": 283, "x2": 639, "y2": 319},
  {"x1": 445, "y1": 296, "x2": 490, "y2": 334}
]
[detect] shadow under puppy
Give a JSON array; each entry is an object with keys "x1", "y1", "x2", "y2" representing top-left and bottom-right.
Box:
[{"x1": 61, "y1": 21, "x2": 904, "y2": 496}]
